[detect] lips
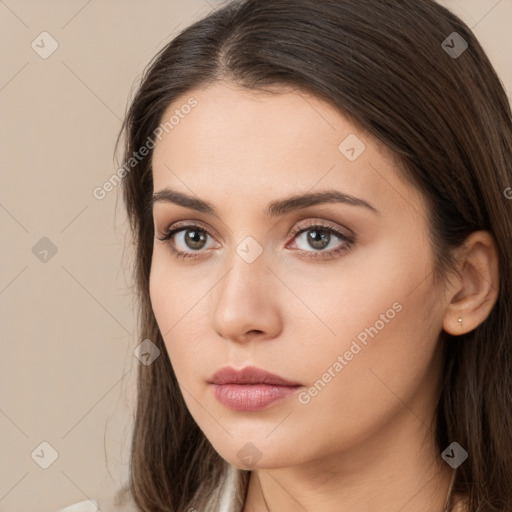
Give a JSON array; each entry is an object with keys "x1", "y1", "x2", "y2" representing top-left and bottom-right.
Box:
[
  {"x1": 209, "y1": 365, "x2": 301, "y2": 386},
  {"x1": 208, "y1": 366, "x2": 302, "y2": 411}
]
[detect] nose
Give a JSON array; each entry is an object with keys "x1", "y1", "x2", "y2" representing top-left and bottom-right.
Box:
[{"x1": 211, "y1": 252, "x2": 283, "y2": 344}]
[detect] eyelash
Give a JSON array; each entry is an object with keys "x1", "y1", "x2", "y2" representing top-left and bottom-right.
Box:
[{"x1": 156, "y1": 220, "x2": 355, "y2": 261}]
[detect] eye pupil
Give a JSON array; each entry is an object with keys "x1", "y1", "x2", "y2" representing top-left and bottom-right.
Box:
[
  {"x1": 185, "y1": 229, "x2": 207, "y2": 250},
  {"x1": 307, "y1": 229, "x2": 330, "y2": 250}
]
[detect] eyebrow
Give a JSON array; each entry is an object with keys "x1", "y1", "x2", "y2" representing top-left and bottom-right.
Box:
[{"x1": 151, "y1": 187, "x2": 379, "y2": 217}]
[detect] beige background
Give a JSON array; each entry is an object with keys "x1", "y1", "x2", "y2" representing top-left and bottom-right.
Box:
[{"x1": 1, "y1": 1, "x2": 511, "y2": 511}]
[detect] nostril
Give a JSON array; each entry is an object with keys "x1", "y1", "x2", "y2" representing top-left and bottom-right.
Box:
[{"x1": 239, "y1": 330, "x2": 264, "y2": 341}]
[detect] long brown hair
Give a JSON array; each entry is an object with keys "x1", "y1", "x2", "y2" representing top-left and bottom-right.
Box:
[{"x1": 117, "y1": 1, "x2": 512, "y2": 510}]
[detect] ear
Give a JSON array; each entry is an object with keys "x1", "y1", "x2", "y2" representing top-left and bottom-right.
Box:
[{"x1": 443, "y1": 231, "x2": 500, "y2": 335}]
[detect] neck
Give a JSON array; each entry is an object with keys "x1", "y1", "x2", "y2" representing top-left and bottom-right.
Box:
[{"x1": 243, "y1": 411, "x2": 455, "y2": 512}]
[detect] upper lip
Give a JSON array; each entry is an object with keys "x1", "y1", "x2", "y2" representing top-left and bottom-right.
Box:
[{"x1": 209, "y1": 365, "x2": 301, "y2": 386}]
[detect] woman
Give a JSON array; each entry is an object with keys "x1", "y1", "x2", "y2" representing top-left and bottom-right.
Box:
[{"x1": 59, "y1": 0, "x2": 512, "y2": 510}]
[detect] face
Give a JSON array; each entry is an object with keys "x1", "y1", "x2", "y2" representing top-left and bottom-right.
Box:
[{"x1": 150, "y1": 80, "x2": 447, "y2": 471}]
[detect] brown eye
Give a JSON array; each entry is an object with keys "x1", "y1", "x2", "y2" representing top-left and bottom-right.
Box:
[
  {"x1": 286, "y1": 219, "x2": 356, "y2": 261},
  {"x1": 156, "y1": 224, "x2": 216, "y2": 259},
  {"x1": 291, "y1": 224, "x2": 354, "y2": 254},
  {"x1": 181, "y1": 229, "x2": 208, "y2": 250},
  {"x1": 303, "y1": 228, "x2": 332, "y2": 250}
]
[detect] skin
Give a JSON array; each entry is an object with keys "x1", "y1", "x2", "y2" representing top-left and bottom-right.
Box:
[{"x1": 149, "y1": 80, "x2": 499, "y2": 511}]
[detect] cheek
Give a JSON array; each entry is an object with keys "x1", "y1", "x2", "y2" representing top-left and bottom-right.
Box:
[
  {"x1": 149, "y1": 254, "x2": 194, "y2": 366},
  {"x1": 281, "y1": 236, "x2": 430, "y2": 360},
  {"x1": 149, "y1": 251, "x2": 218, "y2": 393},
  {"x1": 294, "y1": 274, "x2": 442, "y2": 442},
  {"x1": 149, "y1": 249, "x2": 199, "y2": 332},
  {"x1": 149, "y1": 256, "x2": 173, "y2": 334},
  {"x1": 289, "y1": 241, "x2": 441, "y2": 419}
]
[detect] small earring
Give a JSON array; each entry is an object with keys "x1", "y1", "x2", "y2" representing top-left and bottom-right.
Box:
[{"x1": 457, "y1": 317, "x2": 463, "y2": 325}]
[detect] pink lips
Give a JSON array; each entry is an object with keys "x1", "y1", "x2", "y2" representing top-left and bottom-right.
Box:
[{"x1": 209, "y1": 366, "x2": 302, "y2": 411}]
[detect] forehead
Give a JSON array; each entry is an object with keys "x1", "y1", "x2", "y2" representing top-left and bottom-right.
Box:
[
  {"x1": 151, "y1": 80, "x2": 425, "y2": 220},
  {"x1": 154, "y1": 81, "x2": 357, "y2": 159}
]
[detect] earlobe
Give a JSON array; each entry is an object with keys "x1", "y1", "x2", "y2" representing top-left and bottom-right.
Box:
[{"x1": 442, "y1": 231, "x2": 500, "y2": 336}]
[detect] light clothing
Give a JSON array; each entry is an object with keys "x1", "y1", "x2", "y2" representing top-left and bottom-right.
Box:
[
  {"x1": 57, "y1": 501, "x2": 100, "y2": 512},
  {"x1": 56, "y1": 464, "x2": 241, "y2": 512},
  {"x1": 207, "y1": 463, "x2": 242, "y2": 511},
  {"x1": 55, "y1": 465, "x2": 469, "y2": 512}
]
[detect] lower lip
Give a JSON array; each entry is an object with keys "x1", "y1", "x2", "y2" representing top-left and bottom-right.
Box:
[{"x1": 211, "y1": 383, "x2": 301, "y2": 411}]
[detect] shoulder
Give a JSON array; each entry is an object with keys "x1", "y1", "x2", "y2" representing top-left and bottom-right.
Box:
[
  {"x1": 56, "y1": 501, "x2": 100, "y2": 512},
  {"x1": 58, "y1": 469, "x2": 242, "y2": 512},
  {"x1": 56, "y1": 488, "x2": 139, "y2": 512}
]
